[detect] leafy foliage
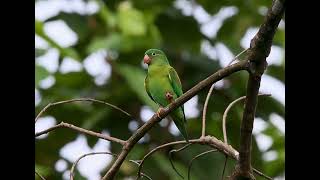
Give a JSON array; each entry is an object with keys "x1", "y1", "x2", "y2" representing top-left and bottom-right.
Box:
[{"x1": 35, "y1": 0, "x2": 285, "y2": 179}]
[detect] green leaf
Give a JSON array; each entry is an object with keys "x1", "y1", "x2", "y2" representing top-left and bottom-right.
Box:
[
  {"x1": 54, "y1": 72, "x2": 93, "y2": 89},
  {"x1": 266, "y1": 65, "x2": 285, "y2": 83},
  {"x1": 217, "y1": 16, "x2": 253, "y2": 53},
  {"x1": 117, "y1": 2, "x2": 147, "y2": 36},
  {"x1": 97, "y1": 0, "x2": 117, "y2": 28},
  {"x1": 197, "y1": 0, "x2": 230, "y2": 15},
  {"x1": 46, "y1": 12, "x2": 90, "y2": 42},
  {"x1": 87, "y1": 24, "x2": 161, "y2": 53},
  {"x1": 273, "y1": 29, "x2": 285, "y2": 47},
  {"x1": 156, "y1": 9, "x2": 202, "y2": 53},
  {"x1": 35, "y1": 1, "x2": 285, "y2": 178},
  {"x1": 256, "y1": 97, "x2": 285, "y2": 121},
  {"x1": 35, "y1": 65, "x2": 50, "y2": 87},
  {"x1": 35, "y1": 164, "x2": 51, "y2": 178},
  {"x1": 35, "y1": 48, "x2": 47, "y2": 58},
  {"x1": 132, "y1": 0, "x2": 172, "y2": 11},
  {"x1": 87, "y1": 33, "x2": 122, "y2": 53},
  {"x1": 72, "y1": 170, "x2": 87, "y2": 180},
  {"x1": 35, "y1": 20, "x2": 80, "y2": 61}
]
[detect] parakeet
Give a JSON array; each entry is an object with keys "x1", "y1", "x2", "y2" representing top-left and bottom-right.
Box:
[{"x1": 143, "y1": 49, "x2": 189, "y2": 142}]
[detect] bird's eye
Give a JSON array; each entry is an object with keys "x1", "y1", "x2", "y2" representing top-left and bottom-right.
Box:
[{"x1": 152, "y1": 53, "x2": 156, "y2": 56}]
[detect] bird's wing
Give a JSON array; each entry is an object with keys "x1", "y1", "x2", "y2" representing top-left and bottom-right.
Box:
[
  {"x1": 168, "y1": 67, "x2": 183, "y2": 97},
  {"x1": 144, "y1": 75, "x2": 155, "y2": 102},
  {"x1": 168, "y1": 67, "x2": 186, "y2": 121}
]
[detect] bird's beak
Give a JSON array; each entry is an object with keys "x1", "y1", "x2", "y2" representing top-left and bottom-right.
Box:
[{"x1": 143, "y1": 55, "x2": 151, "y2": 65}]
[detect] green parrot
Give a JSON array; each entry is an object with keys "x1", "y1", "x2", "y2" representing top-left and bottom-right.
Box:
[{"x1": 143, "y1": 49, "x2": 189, "y2": 142}]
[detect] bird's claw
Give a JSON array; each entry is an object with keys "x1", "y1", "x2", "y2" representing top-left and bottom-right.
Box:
[{"x1": 165, "y1": 92, "x2": 173, "y2": 102}]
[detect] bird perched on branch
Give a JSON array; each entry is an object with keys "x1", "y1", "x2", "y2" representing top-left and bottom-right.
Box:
[{"x1": 143, "y1": 49, "x2": 189, "y2": 142}]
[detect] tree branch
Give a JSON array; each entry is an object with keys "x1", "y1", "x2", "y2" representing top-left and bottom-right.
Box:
[
  {"x1": 252, "y1": 168, "x2": 273, "y2": 180},
  {"x1": 169, "y1": 144, "x2": 191, "y2": 179},
  {"x1": 35, "y1": 98, "x2": 131, "y2": 123},
  {"x1": 228, "y1": 49, "x2": 248, "y2": 66},
  {"x1": 222, "y1": 94, "x2": 271, "y2": 144},
  {"x1": 188, "y1": 149, "x2": 218, "y2": 180},
  {"x1": 234, "y1": 0, "x2": 286, "y2": 178},
  {"x1": 35, "y1": 122, "x2": 126, "y2": 145},
  {"x1": 137, "y1": 137, "x2": 238, "y2": 179},
  {"x1": 70, "y1": 152, "x2": 117, "y2": 180},
  {"x1": 221, "y1": 156, "x2": 228, "y2": 180},
  {"x1": 35, "y1": 2, "x2": 284, "y2": 179},
  {"x1": 135, "y1": 136, "x2": 271, "y2": 180},
  {"x1": 129, "y1": 160, "x2": 153, "y2": 180},
  {"x1": 35, "y1": 171, "x2": 46, "y2": 180},
  {"x1": 203, "y1": 48, "x2": 248, "y2": 138},
  {"x1": 201, "y1": 84, "x2": 215, "y2": 137},
  {"x1": 101, "y1": 60, "x2": 249, "y2": 179}
]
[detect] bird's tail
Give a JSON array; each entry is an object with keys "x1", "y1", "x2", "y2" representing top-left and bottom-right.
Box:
[{"x1": 170, "y1": 108, "x2": 189, "y2": 142}]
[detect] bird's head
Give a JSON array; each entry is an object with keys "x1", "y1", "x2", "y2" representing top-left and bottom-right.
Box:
[{"x1": 143, "y1": 49, "x2": 169, "y2": 66}]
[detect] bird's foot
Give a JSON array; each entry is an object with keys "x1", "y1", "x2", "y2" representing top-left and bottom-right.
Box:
[
  {"x1": 165, "y1": 92, "x2": 174, "y2": 102},
  {"x1": 156, "y1": 107, "x2": 166, "y2": 119}
]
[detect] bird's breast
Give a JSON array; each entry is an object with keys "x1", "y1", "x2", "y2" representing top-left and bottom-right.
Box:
[{"x1": 148, "y1": 73, "x2": 176, "y2": 106}]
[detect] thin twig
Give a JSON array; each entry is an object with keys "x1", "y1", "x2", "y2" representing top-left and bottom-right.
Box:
[
  {"x1": 222, "y1": 93, "x2": 271, "y2": 144},
  {"x1": 201, "y1": 84, "x2": 215, "y2": 137},
  {"x1": 35, "y1": 122, "x2": 126, "y2": 145},
  {"x1": 139, "y1": 173, "x2": 153, "y2": 180},
  {"x1": 70, "y1": 152, "x2": 117, "y2": 180},
  {"x1": 137, "y1": 136, "x2": 239, "y2": 178},
  {"x1": 253, "y1": 168, "x2": 273, "y2": 180},
  {"x1": 221, "y1": 156, "x2": 228, "y2": 180},
  {"x1": 187, "y1": 149, "x2": 218, "y2": 180},
  {"x1": 227, "y1": 49, "x2": 248, "y2": 66},
  {"x1": 202, "y1": 48, "x2": 247, "y2": 138},
  {"x1": 137, "y1": 141, "x2": 193, "y2": 179},
  {"x1": 35, "y1": 98, "x2": 131, "y2": 123},
  {"x1": 169, "y1": 144, "x2": 192, "y2": 179},
  {"x1": 35, "y1": 171, "x2": 46, "y2": 180},
  {"x1": 129, "y1": 160, "x2": 142, "y2": 166},
  {"x1": 129, "y1": 160, "x2": 153, "y2": 180},
  {"x1": 137, "y1": 140, "x2": 212, "y2": 179},
  {"x1": 133, "y1": 137, "x2": 269, "y2": 180}
]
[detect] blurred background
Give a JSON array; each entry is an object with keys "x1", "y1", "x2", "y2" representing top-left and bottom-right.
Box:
[{"x1": 35, "y1": 0, "x2": 285, "y2": 179}]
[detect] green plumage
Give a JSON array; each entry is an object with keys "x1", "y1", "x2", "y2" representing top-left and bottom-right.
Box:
[{"x1": 144, "y1": 49, "x2": 189, "y2": 142}]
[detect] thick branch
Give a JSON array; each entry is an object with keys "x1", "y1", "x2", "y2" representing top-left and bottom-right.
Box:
[
  {"x1": 137, "y1": 137, "x2": 238, "y2": 178},
  {"x1": 136, "y1": 136, "x2": 270, "y2": 179},
  {"x1": 235, "y1": 0, "x2": 286, "y2": 178},
  {"x1": 35, "y1": 122, "x2": 126, "y2": 145},
  {"x1": 102, "y1": 60, "x2": 249, "y2": 179}
]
